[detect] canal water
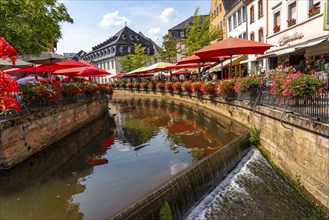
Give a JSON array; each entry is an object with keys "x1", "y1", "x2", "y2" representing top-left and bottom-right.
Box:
[{"x1": 0, "y1": 99, "x2": 326, "y2": 219}]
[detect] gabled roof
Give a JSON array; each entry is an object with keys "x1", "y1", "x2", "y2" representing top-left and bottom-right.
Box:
[
  {"x1": 90, "y1": 26, "x2": 153, "y2": 52},
  {"x1": 222, "y1": 0, "x2": 240, "y2": 13},
  {"x1": 169, "y1": 15, "x2": 208, "y2": 31}
]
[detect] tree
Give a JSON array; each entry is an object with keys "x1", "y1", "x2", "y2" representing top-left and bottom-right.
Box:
[
  {"x1": 159, "y1": 33, "x2": 177, "y2": 63},
  {"x1": 183, "y1": 8, "x2": 220, "y2": 56},
  {"x1": 119, "y1": 44, "x2": 152, "y2": 72},
  {"x1": 0, "y1": 0, "x2": 73, "y2": 55}
]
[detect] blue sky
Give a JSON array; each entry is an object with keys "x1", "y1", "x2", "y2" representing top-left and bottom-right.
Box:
[{"x1": 57, "y1": 0, "x2": 211, "y2": 54}]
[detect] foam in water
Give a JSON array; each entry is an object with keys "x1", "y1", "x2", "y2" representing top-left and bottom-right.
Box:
[{"x1": 185, "y1": 147, "x2": 260, "y2": 220}]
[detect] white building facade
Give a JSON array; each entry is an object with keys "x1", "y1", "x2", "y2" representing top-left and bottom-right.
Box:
[
  {"x1": 262, "y1": 0, "x2": 329, "y2": 71},
  {"x1": 245, "y1": 0, "x2": 268, "y2": 73}
]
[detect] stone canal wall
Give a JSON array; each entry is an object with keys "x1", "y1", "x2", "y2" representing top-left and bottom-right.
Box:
[
  {"x1": 113, "y1": 90, "x2": 329, "y2": 214},
  {"x1": 0, "y1": 99, "x2": 108, "y2": 170}
]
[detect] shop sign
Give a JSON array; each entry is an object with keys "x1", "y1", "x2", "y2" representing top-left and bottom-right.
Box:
[{"x1": 278, "y1": 32, "x2": 304, "y2": 46}]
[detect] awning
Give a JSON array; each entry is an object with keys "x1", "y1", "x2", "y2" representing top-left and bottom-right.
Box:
[
  {"x1": 296, "y1": 38, "x2": 327, "y2": 50},
  {"x1": 209, "y1": 55, "x2": 246, "y2": 72},
  {"x1": 258, "y1": 37, "x2": 328, "y2": 59}
]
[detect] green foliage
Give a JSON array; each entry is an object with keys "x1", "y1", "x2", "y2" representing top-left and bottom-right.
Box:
[
  {"x1": 123, "y1": 118, "x2": 158, "y2": 142},
  {"x1": 159, "y1": 201, "x2": 173, "y2": 220},
  {"x1": 0, "y1": 0, "x2": 73, "y2": 55},
  {"x1": 119, "y1": 44, "x2": 152, "y2": 72},
  {"x1": 183, "y1": 8, "x2": 221, "y2": 56},
  {"x1": 249, "y1": 127, "x2": 260, "y2": 146},
  {"x1": 159, "y1": 33, "x2": 178, "y2": 63}
]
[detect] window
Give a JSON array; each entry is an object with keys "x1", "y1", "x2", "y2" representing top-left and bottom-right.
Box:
[
  {"x1": 288, "y1": 2, "x2": 297, "y2": 22},
  {"x1": 243, "y1": 6, "x2": 247, "y2": 22},
  {"x1": 274, "y1": 11, "x2": 281, "y2": 27},
  {"x1": 309, "y1": 0, "x2": 321, "y2": 9},
  {"x1": 122, "y1": 35, "x2": 126, "y2": 40},
  {"x1": 111, "y1": 60, "x2": 114, "y2": 69},
  {"x1": 219, "y1": 4, "x2": 222, "y2": 12},
  {"x1": 243, "y1": 32, "x2": 247, "y2": 39},
  {"x1": 250, "y1": 5, "x2": 255, "y2": 23},
  {"x1": 238, "y1": 34, "x2": 242, "y2": 39},
  {"x1": 233, "y1": 13, "x2": 237, "y2": 28},
  {"x1": 250, "y1": 32, "x2": 255, "y2": 41},
  {"x1": 258, "y1": 0, "x2": 263, "y2": 18},
  {"x1": 180, "y1": 31, "x2": 185, "y2": 38},
  {"x1": 128, "y1": 46, "x2": 131, "y2": 53},
  {"x1": 119, "y1": 46, "x2": 123, "y2": 53},
  {"x1": 147, "y1": 47, "x2": 151, "y2": 54},
  {"x1": 238, "y1": 9, "x2": 242, "y2": 25},
  {"x1": 259, "y1": 28, "x2": 264, "y2": 42},
  {"x1": 228, "y1": 16, "x2": 232, "y2": 31}
]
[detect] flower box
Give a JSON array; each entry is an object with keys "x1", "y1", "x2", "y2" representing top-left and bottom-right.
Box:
[
  {"x1": 308, "y1": 6, "x2": 320, "y2": 18},
  {"x1": 273, "y1": 24, "x2": 280, "y2": 33},
  {"x1": 287, "y1": 18, "x2": 296, "y2": 27}
]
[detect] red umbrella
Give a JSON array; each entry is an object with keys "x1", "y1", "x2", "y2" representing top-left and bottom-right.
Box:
[
  {"x1": 165, "y1": 63, "x2": 210, "y2": 70},
  {"x1": 177, "y1": 54, "x2": 226, "y2": 65},
  {"x1": 194, "y1": 37, "x2": 273, "y2": 74},
  {"x1": 5, "y1": 59, "x2": 87, "y2": 73},
  {"x1": 194, "y1": 37, "x2": 274, "y2": 58},
  {"x1": 53, "y1": 60, "x2": 110, "y2": 77}
]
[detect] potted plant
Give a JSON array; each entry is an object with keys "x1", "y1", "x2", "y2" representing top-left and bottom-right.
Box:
[
  {"x1": 83, "y1": 82, "x2": 99, "y2": 96},
  {"x1": 164, "y1": 82, "x2": 173, "y2": 91},
  {"x1": 200, "y1": 82, "x2": 215, "y2": 95},
  {"x1": 140, "y1": 81, "x2": 148, "y2": 90},
  {"x1": 172, "y1": 82, "x2": 182, "y2": 92},
  {"x1": 62, "y1": 83, "x2": 83, "y2": 97},
  {"x1": 132, "y1": 81, "x2": 140, "y2": 90},
  {"x1": 308, "y1": 5, "x2": 320, "y2": 18},
  {"x1": 234, "y1": 74, "x2": 261, "y2": 101},
  {"x1": 273, "y1": 24, "x2": 280, "y2": 33},
  {"x1": 287, "y1": 18, "x2": 296, "y2": 27},
  {"x1": 181, "y1": 81, "x2": 191, "y2": 93},
  {"x1": 148, "y1": 81, "x2": 156, "y2": 90},
  {"x1": 270, "y1": 71, "x2": 327, "y2": 99},
  {"x1": 190, "y1": 82, "x2": 202, "y2": 93},
  {"x1": 156, "y1": 82, "x2": 165, "y2": 90},
  {"x1": 127, "y1": 82, "x2": 133, "y2": 89},
  {"x1": 216, "y1": 78, "x2": 237, "y2": 99}
]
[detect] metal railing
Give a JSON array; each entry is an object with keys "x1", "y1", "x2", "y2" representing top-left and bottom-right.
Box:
[
  {"x1": 257, "y1": 83, "x2": 329, "y2": 122},
  {"x1": 0, "y1": 92, "x2": 109, "y2": 123}
]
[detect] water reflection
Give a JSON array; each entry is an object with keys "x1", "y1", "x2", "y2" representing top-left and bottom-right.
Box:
[{"x1": 0, "y1": 99, "x2": 246, "y2": 219}]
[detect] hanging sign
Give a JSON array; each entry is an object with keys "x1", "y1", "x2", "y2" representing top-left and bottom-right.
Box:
[{"x1": 278, "y1": 32, "x2": 304, "y2": 46}]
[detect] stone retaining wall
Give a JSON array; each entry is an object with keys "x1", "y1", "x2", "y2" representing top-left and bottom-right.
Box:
[
  {"x1": 113, "y1": 90, "x2": 329, "y2": 214},
  {"x1": 0, "y1": 99, "x2": 108, "y2": 170}
]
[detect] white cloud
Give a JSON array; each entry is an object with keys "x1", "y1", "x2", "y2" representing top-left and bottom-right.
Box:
[
  {"x1": 147, "y1": 27, "x2": 161, "y2": 42},
  {"x1": 99, "y1": 11, "x2": 132, "y2": 28},
  {"x1": 170, "y1": 162, "x2": 189, "y2": 175},
  {"x1": 148, "y1": 27, "x2": 161, "y2": 36},
  {"x1": 160, "y1": 8, "x2": 177, "y2": 22}
]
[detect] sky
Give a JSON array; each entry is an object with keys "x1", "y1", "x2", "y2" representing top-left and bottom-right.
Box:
[{"x1": 57, "y1": 0, "x2": 211, "y2": 55}]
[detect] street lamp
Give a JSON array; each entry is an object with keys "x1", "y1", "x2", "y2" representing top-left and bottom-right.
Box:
[{"x1": 219, "y1": 56, "x2": 225, "y2": 79}]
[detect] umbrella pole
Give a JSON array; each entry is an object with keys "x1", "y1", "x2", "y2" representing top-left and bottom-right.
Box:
[
  {"x1": 169, "y1": 69, "x2": 172, "y2": 82},
  {"x1": 230, "y1": 53, "x2": 233, "y2": 78},
  {"x1": 221, "y1": 59, "x2": 224, "y2": 79},
  {"x1": 197, "y1": 63, "x2": 201, "y2": 80}
]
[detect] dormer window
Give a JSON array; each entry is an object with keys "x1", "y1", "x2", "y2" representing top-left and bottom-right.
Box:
[
  {"x1": 122, "y1": 34, "x2": 126, "y2": 40},
  {"x1": 130, "y1": 35, "x2": 134, "y2": 40},
  {"x1": 135, "y1": 36, "x2": 140, "y2": 41}
]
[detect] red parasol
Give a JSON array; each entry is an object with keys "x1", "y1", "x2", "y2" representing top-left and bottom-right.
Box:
[
  {"x1": 194, "y1": 38, "x2": 273, "y2": 74},
  {"x1": 53, "y1": 60, "x2": 110, "y2": 77}
]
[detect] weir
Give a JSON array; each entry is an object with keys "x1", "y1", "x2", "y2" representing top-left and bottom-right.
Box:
[{"x1": 110, "y1": 98, "x2": 250, "y2": 220}]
